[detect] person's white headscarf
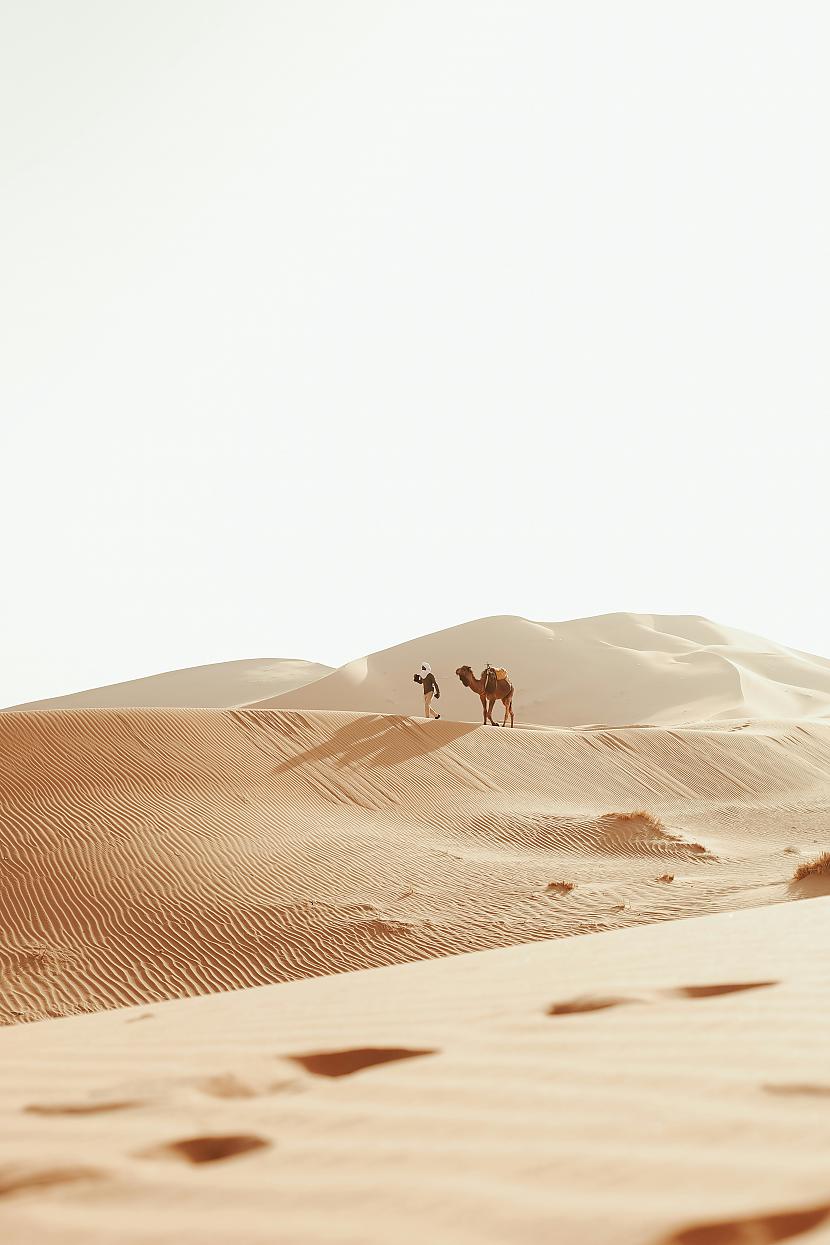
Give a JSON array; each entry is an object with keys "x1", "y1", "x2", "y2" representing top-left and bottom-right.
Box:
[{"x1": 420, "y1": 663, "x2": 431, "y2": 678}]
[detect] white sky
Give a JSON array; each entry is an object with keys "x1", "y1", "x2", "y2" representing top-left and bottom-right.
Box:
[{"x1": 2, "y1": 1, "x2": 829, "y2": 706}]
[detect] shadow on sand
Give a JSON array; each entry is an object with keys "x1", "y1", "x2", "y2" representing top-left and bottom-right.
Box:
[{"x1": 275, "y1": 714, "x2": 478, "y2": 773}]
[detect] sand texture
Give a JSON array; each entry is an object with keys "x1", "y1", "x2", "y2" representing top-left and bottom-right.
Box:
[
  {"x1": 1, "y1": 898, "x2": 829, "y2": 1244},
  {"x1": 2, "y1": 705, "x2": 829, "y2": 1024},
  {"x1": 5, "y1": 658, "x2": 333, "y2": 711},
  {"x1": 251, "y1": 614, "x2": 830, "y2": 726},
  {"x1": 3, "y1": 613, "x2": 830, "y2": 1241}
]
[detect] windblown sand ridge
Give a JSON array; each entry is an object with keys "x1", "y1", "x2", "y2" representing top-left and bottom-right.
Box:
[
  {"x1": 2, "y1": 706, "x2": 829, "y2": 1024},
  {"x1": 1, "y1": 899, "x2": 829, "y2": 1244},
  {"x1": 252, "y1": 613, "x2": 830, "y2": 725}
]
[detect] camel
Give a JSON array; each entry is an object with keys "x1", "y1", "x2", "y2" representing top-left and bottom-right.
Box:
[{"x1": 456, "y1": 664, "x2": 515, "y2": 727}]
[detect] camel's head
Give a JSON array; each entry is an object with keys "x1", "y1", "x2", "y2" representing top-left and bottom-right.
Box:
[{"x1": 456, "y1": 665, "x2": 473, "y2": 688}]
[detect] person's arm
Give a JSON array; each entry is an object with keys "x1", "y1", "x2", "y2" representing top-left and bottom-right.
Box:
[{"x1": 433, "y1": 677, "x2": 440, "y2": 698}]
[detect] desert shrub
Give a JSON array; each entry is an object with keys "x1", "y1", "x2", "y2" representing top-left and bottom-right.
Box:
[
  {"x1": 602, "y1": 810, "x2": 665, "y2": 831},
  {"x1": 793, "y1": 851, "x2": 830, "y2": 881}
]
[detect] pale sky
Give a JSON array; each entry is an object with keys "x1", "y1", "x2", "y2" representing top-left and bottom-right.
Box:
[{"x1": 2, "y1": 1, "x2": 828, "y2": 706}]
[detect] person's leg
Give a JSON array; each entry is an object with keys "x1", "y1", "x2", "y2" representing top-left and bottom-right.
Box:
[{"x1": 424, "y1": 691, "x2": 433, "y2": 718}]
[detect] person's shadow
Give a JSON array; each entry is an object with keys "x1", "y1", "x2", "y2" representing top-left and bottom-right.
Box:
[{"x1": 272, "y1": 713, "x2": 478, "y2": 774}]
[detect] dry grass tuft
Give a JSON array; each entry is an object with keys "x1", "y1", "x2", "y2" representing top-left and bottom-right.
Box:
[
  {"x1": 793, "y1": 851, "x2": 830, "y2": 882},
  {"x1": 546, "y1": 881, "x2": 574, "y2": 894},
  {"x1": 603, "y1": 810, "x2": 665, "y2": 831},
  {"x1": 601, "y1": 810, "x2": 708, "y2": 855},
  {"x1": 656, "y1": 874, "x2": 674, "y2": 883}
]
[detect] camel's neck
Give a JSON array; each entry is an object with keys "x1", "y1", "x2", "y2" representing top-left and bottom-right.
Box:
[{"x1": 465, "y1": 673, "x2": 484, "y2": 694}]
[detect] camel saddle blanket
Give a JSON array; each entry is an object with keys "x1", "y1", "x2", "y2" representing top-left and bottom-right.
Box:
[{"x1": 484, "y1": 666, "x2": 508, "y2": 693}]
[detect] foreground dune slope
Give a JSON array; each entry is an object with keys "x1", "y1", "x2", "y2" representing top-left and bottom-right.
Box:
[
  {"x1": 1, "y1": 707, "x2": 829, "y2": 1024},
  {"x1": 5, "y1": 658, "x2": 333, "y2": 711},
  {"x1": 1, "y1": 899, "x2": 829, "y2": 1244},
  {"x1": 250, "y1": 613, "x2": 830, "y2": 725}
]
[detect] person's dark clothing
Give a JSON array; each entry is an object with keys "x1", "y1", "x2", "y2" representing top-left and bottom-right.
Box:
[{"x1": 416, "y1": 673, "x2": 440, "y2": 696}]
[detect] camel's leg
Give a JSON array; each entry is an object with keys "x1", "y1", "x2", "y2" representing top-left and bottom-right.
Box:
[
  {"x1": 487, "y1": 698, "x2": 497, "y2": 725},
  {"x1": 502, "y1": 698, "x2": 510, "y2": 727},
  {"x1": 480, "y1": 694, "x2": 488, "y2": 725}
]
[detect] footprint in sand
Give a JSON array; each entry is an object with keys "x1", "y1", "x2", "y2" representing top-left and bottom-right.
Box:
[
  {"x1": 27, "y1": 1070, "x2": 297, "y2": 1116},
  {"x1": 548, "y1": 981, "x2": 778, "y2": 1016},
  {"x1": 673, "y1": 981, "x2": 778, "y2": 999},
  {"x1": 288, "y1": 1046, "x2": 437, "y2": 1078},
  {"x1": 194, "y1": 1072, "x2": 298, "y2": 1099},
  {"x1": 763, "y1": 1083, "x2": 830, "y2": 1098},
  {"x1": 662, "y1": 1199, "x2": 830, "y2": 1244},
  {"x1": 548, "y1": 995, "x2": 637, "y2": 1016},
  {"x1": 24, "y1": 1099, "x2": 141, "y2": 1116},
  {"x1": 139, "y1": 1135, "x2": 271, "y2": 1165},
  {"x1": 0, "y1": 1165, "x2": 104, "y2": 1199}
]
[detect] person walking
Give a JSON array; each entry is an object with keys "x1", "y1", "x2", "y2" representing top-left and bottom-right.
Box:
[{"x1": 414, "y1": 662, "x2": 441, "y2": 718}]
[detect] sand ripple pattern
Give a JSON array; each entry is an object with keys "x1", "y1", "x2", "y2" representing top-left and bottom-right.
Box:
[{"x1": 1, "y1": 709, "x2": 829, "y2": 1023}]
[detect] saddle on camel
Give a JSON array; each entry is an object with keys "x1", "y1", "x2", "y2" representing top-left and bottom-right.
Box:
[{"x1": 455, "y1": 663, "x2": 515, "y2": 727}]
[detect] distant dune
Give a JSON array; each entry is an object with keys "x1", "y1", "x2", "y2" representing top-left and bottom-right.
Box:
[
  {"x1": 249, "y1": 614, "x2": 830, "y2": 725},
  {"x1": 5, "y1": 657, "x2": 332, "y2": 711},
  {"x1": 10, "y1": 614, "x2": 830, "y2": 724},
  {"x1": 2, "y1": 705, "x2": 829, "y2": 1024}
]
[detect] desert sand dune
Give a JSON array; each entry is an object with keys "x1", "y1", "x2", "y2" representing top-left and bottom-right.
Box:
[
  {"x1": 4, "y1": 657, "x2": 332, "y2": 711},
  {"x1": 250, "y1": 613, "x2": 830, "y2": 725},
  {"x1": 2, "y1": 704, "x2": 829, "y2": 1024},
  {"x1": 1, "y1": 898, "x2": 829, "y2": 1244}
]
